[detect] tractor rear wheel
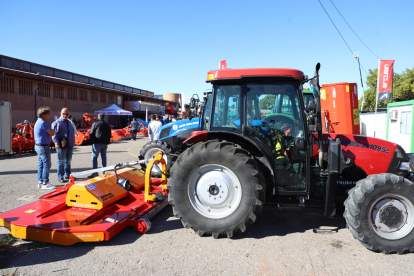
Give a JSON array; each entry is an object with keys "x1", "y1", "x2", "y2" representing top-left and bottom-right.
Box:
[
  {"x1": 140, "y1": 140, "x2": 172, "y2": 177},
  {"x1": 168, "y1": 141, "x2": 265, "y2": 238},
  {"x1": 344, "y1": 173, "x2": 414, "y2": 254}
]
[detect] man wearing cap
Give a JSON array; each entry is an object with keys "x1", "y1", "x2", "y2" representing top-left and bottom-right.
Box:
[{"x1": 88, "y1": 113, "x2": 112, "y2": 178}]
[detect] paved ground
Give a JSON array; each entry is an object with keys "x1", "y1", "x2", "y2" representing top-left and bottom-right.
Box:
[{"x1": 1, "y1": 139, "x2": 414, "y2": 276}]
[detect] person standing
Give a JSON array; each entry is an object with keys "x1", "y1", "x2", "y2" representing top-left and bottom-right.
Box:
[
  {"x1": 148, "y1": 114, "x2": 162, "y2": 141},
  {"x1": 88, "y1": 113, "x2": 112, "y2": 178},
  {"x1": 52, "y1": 107, "x2": 75, "y2": 183},
  {"x1": 34, "y1": 106, "x2": 56, "y2": 189},
  {"x1": 68, "y1": 115, "x2": 78, "y2": 136},
  {"x1": 163, "y1": 114, "x2": 170, "y2": 125},
  {"x1": 130, "y1": 117, "x2": 138, "y2": 141}
]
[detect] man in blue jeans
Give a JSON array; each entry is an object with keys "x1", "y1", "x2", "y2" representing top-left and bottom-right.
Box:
[
  {"x1": 88, "y1": 113, "x2": 112, "y2": 178},
  {"x1": 34, "y1": 106, "x2": 55, "y2": 189},
  {"x1": 52, "y1": 108, "x2": 75, "y2": 183}
]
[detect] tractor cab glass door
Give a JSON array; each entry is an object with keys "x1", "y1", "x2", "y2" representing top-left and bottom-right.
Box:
[
  {"x1": 211, "y1": 85, "x2": 242, "y2": 133},
  {"x1": 202, "y1": 93, "x2": 213, "y2": 131},
  {"x1": 246, "y1": 83, "x2": 307, "y2": 192}
]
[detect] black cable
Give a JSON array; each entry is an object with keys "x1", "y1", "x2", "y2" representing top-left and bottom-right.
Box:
[
  {"x1": 329, "y1": 0, "x2": 382, "y2": 60},
  {"x1": 318, "y1": 0, "x2": 369, "y2": 77},
  {"x1": 318, "y1": 0, "x2": 353, "y2": 54}
]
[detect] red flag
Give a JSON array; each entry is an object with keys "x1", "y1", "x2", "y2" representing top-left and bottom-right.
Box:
[{"x1": 377, "y1": 60, "x2": 395, "y2": 101}]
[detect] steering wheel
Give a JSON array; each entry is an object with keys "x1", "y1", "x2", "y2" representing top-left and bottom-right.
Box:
[{"x1": 226, "y1": 114, "x2": 239, "y2": 126}]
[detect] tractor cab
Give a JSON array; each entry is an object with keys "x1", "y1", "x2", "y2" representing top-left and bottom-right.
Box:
[{"x1": 201, "y1": 67, "x2": 309, "y2": 193}]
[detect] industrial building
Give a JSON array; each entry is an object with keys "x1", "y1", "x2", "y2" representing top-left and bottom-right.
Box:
[{"x1": 0, "y1": 55, "x2": 178, "y2": 126}]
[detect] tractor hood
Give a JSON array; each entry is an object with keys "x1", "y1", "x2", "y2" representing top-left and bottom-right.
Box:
[
  {"x1": 312, "y1": 133, "x2": 411, "y2": 177},
  {"x1": 159, "y1": 118, "x2": 201, "y2": 140}
]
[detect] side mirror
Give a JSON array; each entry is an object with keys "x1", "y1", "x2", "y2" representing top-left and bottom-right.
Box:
[
  {"x1": 307, "y1": 102, "x2": 317, "y2": 112},
  {"x1": 294, "y1": 137, "x2": 306, "y2": 150}
]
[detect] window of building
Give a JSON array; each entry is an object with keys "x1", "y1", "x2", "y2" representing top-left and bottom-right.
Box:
[
  {"x1": 53, "y1": 86, "x2": 64, "y2": 99},
  {"x1": 401, "y1": 111, "x2": 412, "y2": 134},
  {"x1": 31, "y1": 65, "x2": 53, "y2": 76},
  {"x1": 68, "y1": 88, "x2": 77, "y2": 100},
  {"x1": 74, "y1": 75, "x2": 88, "y2": 83},
  {"x1": 18, "y1": 80, "x2": 33, "y2": 96},
  {"x1": 103, "y1": 82, "x2": 113, "y2": 89},
  {"x1": 1, "y1": 57, "x2": 13, "y2": 67},
  {"x1": 91, "y1": 91, "x2": 98, "y2": 102},
  {"x1": 148, "y1": 92, "x2": 154, "y2": 97},
  {"x1": 12, "y1": 60, "x2": 30, "y2": 71},
  {"x1": 100, "y1": 92, "x2": 106, "y2": 103},
  {"x1": 90, "y1": 79, "x2": 102, "y2": 86},
  {"x1": 80, "y1": 89, "x2": 88, "y2": 101},
  {"x1": 114, "y1": 84, "x2": 123, "y2": 90},
  {"x1": 55, "y1": 70, "x2": 73, "y2": 80},
  {"x1": 38, "y1": 83, "x2": 51, "y2": 97},
  {"x1": 133, "y1": 89, "x2": 141, "y2": 94},
  {"x1": 108, "y1": 94, "x2": 115, "y2": 104},
  {"x1": 0, "y1": 77, "x2": 14, "y2": 94},
  {"x1": 124, "y1": 87, "x2": 132, "y2": 92}
]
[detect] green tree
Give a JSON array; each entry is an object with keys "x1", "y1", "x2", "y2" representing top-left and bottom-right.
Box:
[
  {"x1": 259, "y1": 95, "x2": 276, "y2": 110},
  {"x1": 359, "y1": 67, "x2": 414, "y2": 111}
]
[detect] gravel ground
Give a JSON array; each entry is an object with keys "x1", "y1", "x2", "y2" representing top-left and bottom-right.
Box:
[{"x1": 1, "y1": 138, "x2": 414, "y2": 276}]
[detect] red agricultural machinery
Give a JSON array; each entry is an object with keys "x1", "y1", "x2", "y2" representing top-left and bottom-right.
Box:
[
  {"x1": 11, "y1": 120, "x2": 36, "y2": 155},
  {"x1": 165, "y1": 62, "x2": 414, "y2": 254}
]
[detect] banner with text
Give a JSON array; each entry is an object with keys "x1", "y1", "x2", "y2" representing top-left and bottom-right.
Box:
[{"x1": 377, "y1": 60, "x2": 395, "y2": 102}]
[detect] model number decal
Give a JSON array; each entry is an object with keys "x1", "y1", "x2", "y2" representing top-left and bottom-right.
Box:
[{"x1": 360, "y1": 143, "x2": 390, "y2": 153}]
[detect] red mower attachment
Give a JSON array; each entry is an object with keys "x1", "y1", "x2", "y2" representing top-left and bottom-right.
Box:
[{"x1": 0, "y1": 152, "x2": 169, "y2": 245}]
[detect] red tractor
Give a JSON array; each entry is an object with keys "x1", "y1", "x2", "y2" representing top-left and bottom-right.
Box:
[{"x1": 167, "y1": 63, "x2": 414, "y2": 254}]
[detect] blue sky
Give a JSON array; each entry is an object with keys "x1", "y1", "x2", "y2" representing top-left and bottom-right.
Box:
[{"x1": 1, "y1": 0, "x2": 413, "y2": 101}]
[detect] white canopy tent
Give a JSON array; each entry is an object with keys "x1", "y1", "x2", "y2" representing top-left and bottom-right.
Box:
[{"x1": 94, "y1": 104, "x2": 132, "y2": 116}]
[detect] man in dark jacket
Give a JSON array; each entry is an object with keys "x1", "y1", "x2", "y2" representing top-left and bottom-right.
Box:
[{"x1": 88, "y1": 113, "x2": 112, "y2": 178}]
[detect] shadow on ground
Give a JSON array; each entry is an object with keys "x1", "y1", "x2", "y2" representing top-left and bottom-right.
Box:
[{"x1": 0, "y1": 206, "x2": 349, "y2": 270}]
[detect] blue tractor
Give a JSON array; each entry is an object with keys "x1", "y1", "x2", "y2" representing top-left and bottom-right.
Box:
[{"x1": 140, "y1": 92, "x2": 210, "y2": 176}]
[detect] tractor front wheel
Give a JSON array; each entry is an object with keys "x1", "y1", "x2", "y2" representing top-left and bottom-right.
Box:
[
  {"x1": 168, "y1": 141, "x2": 265, "y2": 238},
  {"x1": 140, "y1": 140, "x2": 172, "y2": 177},
  {"x1": 344, "y1": 173, "x2": 414, "y2": 254}
]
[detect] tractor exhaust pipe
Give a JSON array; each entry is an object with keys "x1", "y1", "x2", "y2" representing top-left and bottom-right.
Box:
[{"x1": 312, "y1": 63, "x2": 324, "y2": 168}]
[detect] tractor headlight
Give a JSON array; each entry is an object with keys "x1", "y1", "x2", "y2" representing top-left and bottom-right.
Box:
[{"x1": 398, "y1": 162, "x2": 411, "y2": 172}]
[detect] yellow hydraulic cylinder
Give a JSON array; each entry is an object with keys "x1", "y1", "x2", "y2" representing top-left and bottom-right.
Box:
[{"x1": 145, "y1": 151, "x2": 167, "y2": 202}]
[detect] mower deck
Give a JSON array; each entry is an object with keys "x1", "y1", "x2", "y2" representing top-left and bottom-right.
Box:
[{"x1": 0, "y1": 156, "x2": 169, "y2": 245}]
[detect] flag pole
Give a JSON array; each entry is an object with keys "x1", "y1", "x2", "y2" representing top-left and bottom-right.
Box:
[{"x1": 374, "y1": 60, "x2": 380, "y2": 138}]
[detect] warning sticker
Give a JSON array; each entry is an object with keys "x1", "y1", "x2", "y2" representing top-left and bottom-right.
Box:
[
  {"x1": 353, "y1": 109, "x2": 360, "y2": 125},
  {"x1": 321, "y1": 89, "x2": 326, "y2": 100}
]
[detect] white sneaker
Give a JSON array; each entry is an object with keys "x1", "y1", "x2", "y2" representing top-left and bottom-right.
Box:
[
  {"x1": 38, "y1": 181, "x2": 43, "y2": 188},
  {"x1": 42, "y1": 183, "x2": 56, "y2": 190}
]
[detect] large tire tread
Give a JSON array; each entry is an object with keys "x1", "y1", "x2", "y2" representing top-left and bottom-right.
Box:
[
  {"x1": 168, "y1": 140, "x2": 265, "y2": 239},
  {"x1": 344, "y1": 173, "x2": 414, "y2": 254}
]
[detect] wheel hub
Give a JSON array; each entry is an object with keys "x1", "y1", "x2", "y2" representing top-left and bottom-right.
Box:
[
  {"x1": 188, "y1": 164, "x2": 242, "y2": 219},
  {"x1": 371, "y1": 195, "x2": 414, "y2": 240},
  {"x1": 196, "y1": 173, "x2": 229, "y2": 205},
  {"x1": 379, "y1": 205, "x2": 402, "y2": 227},
  {"x1": 209, "y1": 185, "x2": 220, "y2": 196}
]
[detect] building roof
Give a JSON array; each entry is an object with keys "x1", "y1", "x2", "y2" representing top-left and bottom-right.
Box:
[{"x1": 0, "y1": 54, "x2": 178, "y2": 105}]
